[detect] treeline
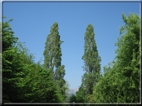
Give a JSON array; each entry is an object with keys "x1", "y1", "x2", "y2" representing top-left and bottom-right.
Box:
[
  {"x1": 2, "y1": 13, "x2": 140, "y2": 104},
  {"x1": 70, "y1": 13, "x2": 140, "y2": 104},
  {"x1": 2, "y1": 19, "x2": 68, "y2": 103}
]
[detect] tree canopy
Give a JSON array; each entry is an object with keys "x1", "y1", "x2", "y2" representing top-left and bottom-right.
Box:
[
  {"x1": 2, "y1": 19, "x2": 68, "y2": 103},
  {"x1": 90, "y1": 13, "x2": 140, "y2": 103},
  {"x1": 2, "y1": 13, "x2": 140, "y2": 104}
]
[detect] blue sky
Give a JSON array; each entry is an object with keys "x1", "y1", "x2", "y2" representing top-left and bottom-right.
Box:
[{"x1": 3, "y1": 1, "x2": 140, "y2": 89}]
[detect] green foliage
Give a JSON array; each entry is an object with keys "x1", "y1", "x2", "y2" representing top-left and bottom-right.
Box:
[
  {"x1": 3, "y1": 13, "x2": 140, "y2": 103},
  {"x1": 2, "y1": 19, "x2": 67, "y2": 103},
  {"x1": 69, "y1": 94, "x2": 77, "y2": 103},
  {"x1": 43, "y1": 22, "x2": 66, "y2": 102},
  {"x1": 92, "y1": 13, "x2": 140, "y2": 103},
  {"x1": 78, "y1": 24, "x2": 101, "y2": 102},
  {"x1": 2, "y1": 18, "x2": 20, "y2": 102},
  {"x1": 76, "y1": 84, "x2": 86, "y2": 103},
  {"x1": 43, "y1": 22, "x2": 62, "y2": 70}
]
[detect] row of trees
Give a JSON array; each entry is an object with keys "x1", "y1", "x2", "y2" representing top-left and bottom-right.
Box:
[
  {"x1": 74, "y1": 13, "x2": 140, "y2": 104},
  {"x1": 2, "y1": 12, "x2": 140, "y2": 104},
  {"x1": 2, "y1": 18, "x2": 68, "y2": 103}
]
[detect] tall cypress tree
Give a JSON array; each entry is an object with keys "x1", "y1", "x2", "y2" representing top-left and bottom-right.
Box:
[
  {"x1": 43, "y1": 22, "x2": 66, "y2": 101},
  {"x1": 43, "y1": 22, "x2": 63, "y2": 72},
  {"x1": 81, "y1": 24, "x2": 101, "y2": 101}
]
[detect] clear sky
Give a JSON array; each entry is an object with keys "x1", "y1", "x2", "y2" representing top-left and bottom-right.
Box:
[{"x1": 3, "y1": 1, "x2": 140, "y2": 89}]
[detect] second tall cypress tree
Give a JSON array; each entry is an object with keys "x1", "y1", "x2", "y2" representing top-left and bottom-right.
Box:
[{"x1": 81, "y1": 24, "x2": 101, "y2": 101}]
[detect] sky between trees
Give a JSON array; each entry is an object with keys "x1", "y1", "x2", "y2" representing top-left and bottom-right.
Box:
[{"x1": 2, "y1": 1, "x2": 140, "y2": 89}]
